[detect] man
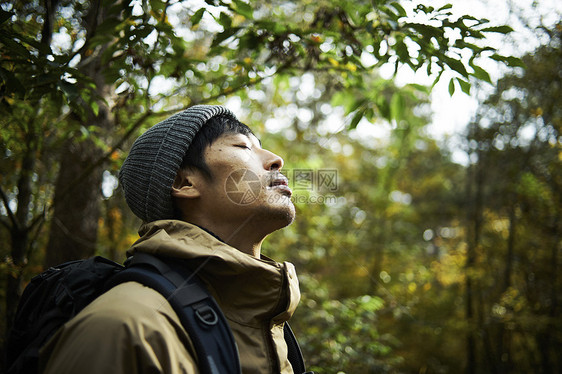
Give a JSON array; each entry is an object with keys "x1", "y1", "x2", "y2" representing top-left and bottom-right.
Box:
[{"x1": 39, "y1": 105, "x2": 301, "y2": 373}]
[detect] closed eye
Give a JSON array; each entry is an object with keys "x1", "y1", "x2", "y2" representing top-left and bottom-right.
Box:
[{"x1": 235, "y1": 144, "x2": 251, "y2": 150}]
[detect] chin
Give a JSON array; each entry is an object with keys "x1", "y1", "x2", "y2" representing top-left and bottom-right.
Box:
[
  {"x1": 274, "y1": 197, "x2": 296, "y2": 222},
  {"x1": 254, "y1": 202, "x2": 296, "y2": 232},
  {"x1": 277, "y1": 206, "x2": 296, "y2": 228}
]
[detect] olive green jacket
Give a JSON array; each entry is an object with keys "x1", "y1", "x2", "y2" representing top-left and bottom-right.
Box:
[{"x1": 39, "y1": 220, "x2": 301, "y2": 374}]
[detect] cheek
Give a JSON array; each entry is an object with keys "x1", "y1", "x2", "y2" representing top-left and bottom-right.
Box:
[{"x1": 223, "y1": 169, "x2": 265, "y2": 206}]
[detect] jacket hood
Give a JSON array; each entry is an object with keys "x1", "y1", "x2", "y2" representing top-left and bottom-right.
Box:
[{"x1": 127, "y1": 220, "x2": 301, "y2": 327}]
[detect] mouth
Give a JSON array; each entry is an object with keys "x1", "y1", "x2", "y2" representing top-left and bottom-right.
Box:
[
  {"x1": 267, "y1": 174, "x2": 292, "y2": 196},
  {"x1": 269, "y1": 178, "x2": 288, "y2": 187}
]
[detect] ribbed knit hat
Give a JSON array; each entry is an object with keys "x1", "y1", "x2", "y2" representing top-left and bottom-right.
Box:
[{"x1": 119, "y1": 105, "x2": 236, "y2": 222}]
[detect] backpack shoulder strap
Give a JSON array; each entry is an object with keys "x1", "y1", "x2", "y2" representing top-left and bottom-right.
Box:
[
  {"x1": 284, "y1": 322, "x2": 313, "y2": 374},
  {"x1": 106, "y1": 253, "x2": 241, "y2": 374}
]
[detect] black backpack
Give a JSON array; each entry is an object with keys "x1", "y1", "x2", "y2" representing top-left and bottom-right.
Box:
[{"x1": 6, "y1": 253, "x2": 309, "y2": 374}]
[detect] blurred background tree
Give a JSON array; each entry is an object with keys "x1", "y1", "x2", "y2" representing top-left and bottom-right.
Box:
[
  {"x1": 1, "y1": 0, "x2": 559, "y2": 372},
  {"x1": 461, "y1": 26, "x2": 561, "y2": 373}
]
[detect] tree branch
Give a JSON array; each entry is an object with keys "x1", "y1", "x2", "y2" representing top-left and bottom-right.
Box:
[
  {"x1": 41, "y1": 0, "x2": 60, "y2": 47},
  {"x1": 0, "y1": 185, "x2": 19, "y2": 231},
  {"x1": 29, "y1": 207, "x2": 47, "y2": 232},
  {"x1": 0, "y1": 217, "x2": 11, "y2": 230},
  {"x1": 26, "y1": 210, "x2": 48, "y2": 261},
  {"x1": 48, "y1": 109, "x2": 154, "y2": 212}
]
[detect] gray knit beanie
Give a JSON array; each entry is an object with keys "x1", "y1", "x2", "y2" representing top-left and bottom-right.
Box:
[{"x1": 119, "y1": 105, "x2": 236, "y2": 222}]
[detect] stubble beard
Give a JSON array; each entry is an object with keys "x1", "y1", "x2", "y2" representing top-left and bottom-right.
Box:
[{"x1": 251, "y1": 197, "x2": 296, "y2": 234}]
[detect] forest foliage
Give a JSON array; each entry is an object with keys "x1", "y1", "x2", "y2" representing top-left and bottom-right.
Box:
[{"x1": 1, "y1": 0, "x2": 560, "y2": 372}]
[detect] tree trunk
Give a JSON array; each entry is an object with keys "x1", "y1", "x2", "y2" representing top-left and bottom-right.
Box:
[
  {"x1": 503, "y1": 204, "x2": 516, "y2": 291},
  {"x1": 1, "y1": 133, "x2": 39, "y2": 364},
  {"x1": 537, "y1": 208, "x2": 561, "y2": 374},
  {"x1": 44, "y1": 93, "x2": 112, "y2": 266},
  {"x1": 44, "y1": 136, "x2": 105, "y2": 266},
  {"x1": 496, "y1": 203, "x2": 517, "y2": 373},
  {"x1": 369, "y1": 218, "x2": 387, "y2": 294},
  {"x1": 4, "y1": 130, "x2": 36, "y2": 327},
  {"x1": 44, "y1": 0, "x2": 114, "y2": 267},
  {"x1": 464, "y1": 153, "x2": 484, "y2": 374},
  {"x1": 6, "y1": 227, "x2": 28, "y2": 329}
]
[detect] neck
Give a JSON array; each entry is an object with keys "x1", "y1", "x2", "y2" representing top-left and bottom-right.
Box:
[
  {"x1": 186, "y1": 214, "x2": 267, "y2": 258},
  {"x1": 225, "y1": 236, "x2": 264, "y2": 258}
]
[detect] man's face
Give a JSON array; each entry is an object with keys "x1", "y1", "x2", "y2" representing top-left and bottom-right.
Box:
[{"x1": 196, "y1": 132, "x2": 295, "y2": 235}]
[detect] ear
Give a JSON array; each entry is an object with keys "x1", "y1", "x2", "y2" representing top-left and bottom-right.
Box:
[{"x1": 171, "y1": 168, "x2": 202, "y2": 199}]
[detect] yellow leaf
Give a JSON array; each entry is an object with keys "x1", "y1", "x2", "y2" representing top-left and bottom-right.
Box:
[
  {"x1": 346, "y1": 62, "x2": 357, "y2": 72},
  {"x1": 311, "y1": 35, "x2": 322, "y2": 43},
  {"x1": 536, "y1": 107, "x2": 543, "y2": 116},
  {"x1": 408, "y1": 282, "x2": 417, "y2": 293},
  {"x1": 531, "y1": 107, "x2": 543, "y2": 116},
  {"x1": 328, "y1": 57, "x2": 339, "y2": 67}
]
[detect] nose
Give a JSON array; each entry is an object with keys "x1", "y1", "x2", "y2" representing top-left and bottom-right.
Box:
[{"x1": 263, "y1": 150, "x2": 284, "y2": 171}]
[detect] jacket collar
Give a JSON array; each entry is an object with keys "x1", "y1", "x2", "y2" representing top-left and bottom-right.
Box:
[{"x1": 127, "y1": 220, "x2": 300, "y2": 327}]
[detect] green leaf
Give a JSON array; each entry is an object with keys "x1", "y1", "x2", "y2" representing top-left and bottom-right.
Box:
[
  {"x1": 505, "y1": 56, "x2": 526, "y2": 68},
  {"x1": 438, "y1": 4, "x2": 453, "y2": 11},
  {"x1": 456, "y1": 78, "x2": 471, "y2": 94},
  {"x1": 89, "y1": 33, "x2": 113, "y2": 48},
  {"x1": 480, "y1": 25, "x2": 513, "y2": 34},
  {"x1": 90, "y1": 101, "x2": 100, "y2": 117},
  {"x1": 0, "y1": 67, "x2": 25, "y2": 96},
  {"x1": 490, "y1": 53, "x2": 509, "y2": 62},
  {"x1": 233, "y1": 0, "x2": 253, "y2": 19},
  {"x1": 407, "y1": 83, "x2": 430, "y2": 94},
  {"x1": 415, "y1": 4, "x2": 434, "y2": 14},
  {"x1": 218, "y1": 12, "x2": 232, "y2": 28},
  {"x1": 350, "y1": 98, "x2": 368, "y2": 113},
  {"x1": 445, "y1": 57, "x2": 469, "y2": 78},
  {"x1": 395, "y1": 40, "x2": 409, "y2": 60},
  {"x1": 0, "y1": 35, "x2": 31, "y2": 59},
  {"x1": 135, "y1": 25, "x2": 154, "y2": 39},
  {"x1": 60, "y1": 81, "x2": 79, "y2": 101},
  {"x1": 97, "y1": 17, "x2": 122, "y2": 34},
  {"x1": 331, "y1": 91, "x2": 353, "y2": 109},
  {"x1": 349, "y1": 109, "x2": 365, "y2": 130},
  {"x1": 16, "y1": 33, "x2": 51, "y2": 54},
  {"x1": 376, "y1": 96, "x2": 390, "y2": 119},
  {"x1": 210, "y1": 27, "x2": 240, "y2": 48},
  {"x1": 489, "y1": 54, "x2": 526, "y2": 68},
  {"x1": 0, "y1": 9, "x2": 13, "y2": 25},
  {"x1": 382, "y1": 7, "x2": 399, "y2": 22},
  {"x1": 390, "y1": 92, "x2": 405, "y2": 121},
  {"x1": 448, "y1": 78, "x2": 455, "y2": 95},
  {"x1": 191, "y1": 8, "x2": 205, "y2": 26},
  {"x1": 390, "y1": 2, "x2": 407, "y2": 18},
  {"x1": 470, "y1": 64, "x2": 491, "y2": 83}
]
